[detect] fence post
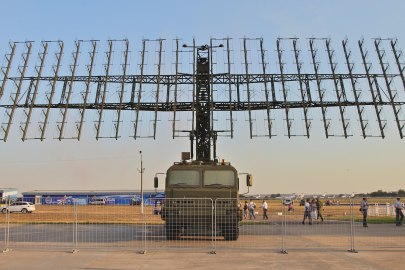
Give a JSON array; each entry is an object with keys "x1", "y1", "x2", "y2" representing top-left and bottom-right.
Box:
[
  {"x1": 2, "y1": 196, "x2": 11, "y2": 253},
  {"x1": 212, "y1": 199, "x2": 216, "y2": 254},
  {"x1": 348, "y1": 198, "x2": 358, "y2": 253},
  {"x1": 280, "y1": 199, "x2": 287, "y2": 254},
  {"x1": 141, "y1": 202, "x2": 146, "y2": 254},
  {"x1": 70, "y1": 200, "x2": 79, "y2": 253}
]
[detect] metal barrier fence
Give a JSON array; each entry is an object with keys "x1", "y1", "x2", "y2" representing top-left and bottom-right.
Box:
[
  {"x1": 215, "y1": 198, "x2": 282, "y2": 251},
  {"x1": 353, "y1": 198, "x2": 405, "y2": 249},
  {"x1": 1, "y1": 197, "x2": 404, "y2": 253},
  {"x1": 144, "y1": 198, "x2": 214, "y2": 253}
]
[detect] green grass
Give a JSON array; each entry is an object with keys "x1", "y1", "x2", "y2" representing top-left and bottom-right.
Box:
[{"x1": 354, "y1": 217, "x2": 397, "y2": 224}]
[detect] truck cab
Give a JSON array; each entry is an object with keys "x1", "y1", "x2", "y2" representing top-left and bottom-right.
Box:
[
  {"x1": 156, "y1": 155, "x2": 252, "y2": 241},
  {"x1": 165, "y1": 161, "x2": 238, "y2": 200}
]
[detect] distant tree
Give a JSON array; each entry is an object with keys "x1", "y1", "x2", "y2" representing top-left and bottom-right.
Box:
[{"x1": 358, "y1": 189, "x2": 405, "y2": 197}]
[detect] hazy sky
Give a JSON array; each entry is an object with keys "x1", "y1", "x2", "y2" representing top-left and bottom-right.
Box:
[{"x1": 0, "y1": 0, "x2": 404, "y2": 196}]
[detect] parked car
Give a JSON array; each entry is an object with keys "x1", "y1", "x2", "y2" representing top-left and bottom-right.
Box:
[
  {"x1": 283, "y1": 197, "x2": 292, "y2": 205},
  {"x1": 1, "y1": 202, "x2": 35, "y2": 214},
  {"x1": 129, "y1": 198, "x2": 141, "y2": 205},
  {"x1": 89, "y1": 198, "x2": 106, "y2": 205}
]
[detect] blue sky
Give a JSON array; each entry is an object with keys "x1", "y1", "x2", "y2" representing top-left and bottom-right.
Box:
[{"x1": 0, "y1": 0, "x2": 404, "y2": 196}]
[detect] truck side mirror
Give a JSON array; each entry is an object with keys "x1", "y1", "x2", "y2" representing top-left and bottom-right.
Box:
[
  {"x1": 154, "y1": 177, "x2": 158, "y2": 188},
  {"x1": 246, "y1": 174, "x2": 253, "y2": 187}
]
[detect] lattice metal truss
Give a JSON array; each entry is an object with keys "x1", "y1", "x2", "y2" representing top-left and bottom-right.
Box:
[{"x1": 1, "y1": 37, "x2": 405, "y2": 161}]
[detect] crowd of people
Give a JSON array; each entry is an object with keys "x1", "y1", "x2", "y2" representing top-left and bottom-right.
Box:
[{"x1": 302, "y1": 198, "x2": 324, "y2": 225}]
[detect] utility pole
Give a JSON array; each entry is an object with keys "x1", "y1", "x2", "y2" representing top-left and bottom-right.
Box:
[{"x1": 138, "y1": 151, "x2": 145, "y2": 213}]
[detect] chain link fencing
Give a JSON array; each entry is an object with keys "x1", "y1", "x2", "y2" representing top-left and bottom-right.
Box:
[{"x1": 0, "y1": 196, "x2": 403, "y2": 253}]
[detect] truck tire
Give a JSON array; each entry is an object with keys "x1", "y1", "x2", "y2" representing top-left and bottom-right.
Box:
[
  {"x1": 221, "y1": 223, "x2": 239, "y2": 241},
  {"x1": 166, "y1": 223, "x2": 180, "y2": 240}
]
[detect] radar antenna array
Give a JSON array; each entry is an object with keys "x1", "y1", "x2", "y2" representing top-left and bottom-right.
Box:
[{"x1": 1, "y1": 37, "x2": 405, "y2": 161}]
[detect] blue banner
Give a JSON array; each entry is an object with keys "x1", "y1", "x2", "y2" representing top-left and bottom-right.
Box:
[{"x1": 24, "y1": 194, "x2": 164, "y2": 205}]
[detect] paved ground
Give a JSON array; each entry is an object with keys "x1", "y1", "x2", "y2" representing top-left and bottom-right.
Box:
[
  {"x1": 2, "y1": 221, "x2": 403, "y2": 248},
  {"x1": 1, "y1": 248, "x2": 404, "y2": 269},
  {"x1": 1, "y1": 221, "x2": 404, "y2": 269}
]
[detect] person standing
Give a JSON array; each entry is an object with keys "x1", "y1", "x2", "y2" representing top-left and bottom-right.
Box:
[
  {"x1": 248, "y1": 199, "x2": 256, "y2": 220},
  {"x1": 243, "y1": 201, "x2": 248, "y2": 219},
  {"x1": 310, "y1": 199, "x2": 317, "y2": 224},
  {"x1": 316, "y1": 198, "x2": 324, "y2": 222},
  {"x1": 302, "y1": 198, "x2": 310, "y2": 225},
  {"x1": 394, "y1": 197, "x2": 404, "y2": 226},
  {"x1": 261, "y1": 200, "x2": 268, "y2": 220},
  {"x1": 360, "y1": 197, "x2": 369, "y2": 227},
  {"x1": 288, "y1": 202, "x2": 294, "y2": 212}
]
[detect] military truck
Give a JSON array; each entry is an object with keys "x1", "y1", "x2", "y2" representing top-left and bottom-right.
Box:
[{"x1": 155, "y1": 152, "x2": 252, "y2": 241}]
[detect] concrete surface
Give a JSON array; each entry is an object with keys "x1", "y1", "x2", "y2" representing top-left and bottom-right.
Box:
[{"x1": 1, "y1": 248, "x2": 404, "y2": 270}]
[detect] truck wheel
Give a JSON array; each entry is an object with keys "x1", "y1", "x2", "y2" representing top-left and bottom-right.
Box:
[
  {"x1": 1, "y1": 208, "x2": 7, "y2": 214},
  {"x1": 222, "y1": 223, "x2": 239, "y2": 241},
  {"x1": 22, "y1": 208, "x2": 27, "y2": 214},
  {"x1": 166, "y1": 223, "x2": 180, "y2": 240}
]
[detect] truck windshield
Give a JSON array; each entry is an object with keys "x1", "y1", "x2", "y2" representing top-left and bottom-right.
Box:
[
  {"x1": 169, "y1": 170, "x2": 200, "y2": 186},
  {"x1": 204, "y1": 170, "x2": 235, "y2": 186}
]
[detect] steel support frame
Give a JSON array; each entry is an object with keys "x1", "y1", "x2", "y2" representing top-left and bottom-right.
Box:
[
  {"x1": 21, "y1": 41, "x2": 48, "y2": 141},
  {"x1": 1, "y1": 42, "x2": 33, "y2": 142},
  {"x1": 39, "y1": 40, "x2": 64, "y2": 141},
  {"x1": 114, "y1": 39, "x2": 129, "y2": 140},
  {"x1": 24, "y1": 79, "x2": 34, "y2": 107},
  {"x1": 134, "y1": 40, "x2": 146, "y2": 139},
  {"x1": 326, "y1": 38, "x2": 350, "y2": 138},
  {"x1": 276, "y1": 39, "x2": 292, "y2": 138},
  {"x1": 4, "y1": 99, "x2": 404, "y2": 112},
  {"x1": 57, "y1": 41, "x2": 81, "y2": 141},
  {"x1": 243, "y1": 38, "x2": 253, "y2": 138},
  {"x1": 343, "y1": 38, "x2": 368, "y2": 138},
  {"x1": 195, "y1": 46, "x2": 211, "y2": 161},
  {"x1": 190, "y1": 38, "x2": 196, "y2": 159},
  {"x1": 226, "y1": 37, "x2": 234, "y2": 138},
  {"x1": 0, "y1": 42, "x2": 16, "y2": 102},
  {"x1": 172, "y1": 39, "x2": 179, "y2": 139},
  {"x1": 292, "y1": 39, "x2": 311, "y2": 138},
  {"x1": 309, "y1": 39, "x2": 331, "y2": 138},
  {"x1": 153, "y1": 39, "x2": 163, "y2": 140},
  {"x1": 8, "y1": 73, "x2": 393, "y2": 85},
  {"x1": 260, "y1": 38, "x2": 272, "y2": 138},
  {"x1": 359, "y1": 39, "x2": 386, "y2": 138},
  {"x1": 76, "y1": 40, "x2": 97, "y2": 141},
  {"x1": 95, "y1": 40, "x2": 113, "y2": 140},
  {"x1": 391, "y1": 38, "x2": 405, "y2": 91},
  {"x1": 375, "y1": 38, "x2": 405, "y2": 138},
  {"x1": 210, "y1": 38, "x2": 215, "y2": 135}
]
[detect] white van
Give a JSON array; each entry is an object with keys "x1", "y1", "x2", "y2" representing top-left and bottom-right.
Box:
[
  {"x1": 283, "y1": 197, "x2": 292, "y2": 205},
  {"x1": 89, "y1": 198, "x2": 105, "y2": 205}
]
